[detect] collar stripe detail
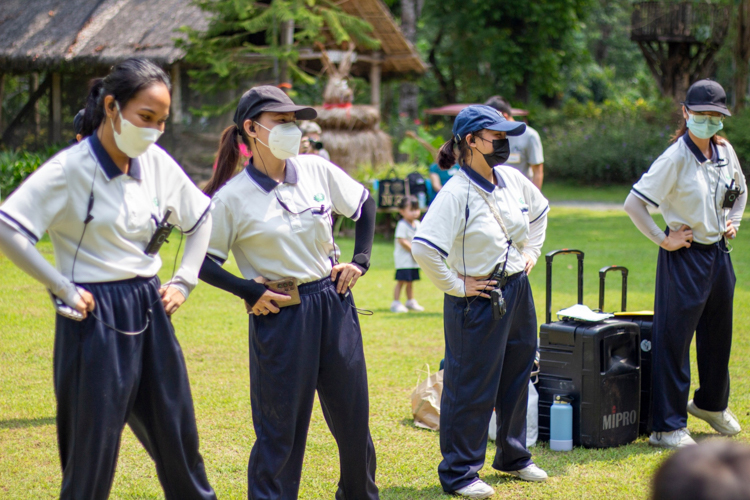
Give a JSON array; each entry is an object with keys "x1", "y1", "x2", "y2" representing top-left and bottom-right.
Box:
[
  {"x1": 460, "y1": 165, "x2": 506, "y2": 193},
  {"x1": 681, "y1": 132, "x2": 724, "y2": 166},
  {"x1": 245, "y1": 159, "x2": 299, "y2": 193},
  {"x1": 88, "y1": 134, "x2": 142, "y2": 180},
  {"x1": 413, "y1": 237, "x2": 449, "y2": 258}
]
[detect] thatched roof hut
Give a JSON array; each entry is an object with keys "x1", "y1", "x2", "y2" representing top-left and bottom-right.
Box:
[
  {"x1": 0, "y1": 0, "x2": 425, "y2": 179},
  {"x1": 0, "y1": 0, "x2": 207, "y2": 151},
  {"x1": 0, "y1": 0, "x2": 207, "y2": 73}
]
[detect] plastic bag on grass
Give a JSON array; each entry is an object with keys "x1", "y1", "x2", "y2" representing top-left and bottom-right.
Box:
[
  {"x1": 411, "y1": 365, "x2": 443, "y2": 431},
  {"x1": 488, "y1": 381, "x2": 539, "y2": 448}
]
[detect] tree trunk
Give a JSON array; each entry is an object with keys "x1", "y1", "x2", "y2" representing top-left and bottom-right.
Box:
[
  {"x1": 734, "y1": 0, "x2": 750, "y2": 112},
  {"x1": 31, "y1": 73, "x2": 40, "y2": 138},
  {"x1": 0, "y1": 73, "x2": 5, "y2": 133},
  {"x1": 399, "y1": 0, "x2": 418, "y2": 120}
]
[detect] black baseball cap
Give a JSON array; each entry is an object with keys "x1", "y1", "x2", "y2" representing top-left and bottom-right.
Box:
[
  {"x1": 233, "y1": 85, "x2": 317, "y2": 127},
  {"x1": 684, "y1": 79, "x2": 731, "y2": 116}
]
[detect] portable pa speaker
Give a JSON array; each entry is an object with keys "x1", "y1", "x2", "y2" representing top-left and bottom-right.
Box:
[{"x1": 537, "y1": 250, "x2": 641, "y2": 449}]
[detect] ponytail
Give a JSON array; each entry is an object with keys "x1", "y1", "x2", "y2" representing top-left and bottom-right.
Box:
[
  {"x1": 437, "y1": 133, "x2": 474, "y2": 170},
  {"x1": 204, "y1": 126, "x2": 243, "y2": 197},
  {"x1": 80, "y1": 78, "x2": 105, "y2": 138},
  {"x1": 437, "y1": 139, "x2": 457, "y2": 170}
]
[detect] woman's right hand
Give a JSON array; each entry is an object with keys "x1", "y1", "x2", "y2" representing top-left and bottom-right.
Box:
[
  {"x1": 660, "y1": 224, "x2": 693, "y2": 251},
  {"x1": 243, "y1": 277, "x2": 291, "y2": 315},
  {"x1": 74, "y1": 289, "x2": 96, "y2": 318},
  {"x1": 248, "y1": 290, "x2": 292, "y2": 315},
  {"x1": 456, "y1": 273, "x2": 498, "y2": 299}
]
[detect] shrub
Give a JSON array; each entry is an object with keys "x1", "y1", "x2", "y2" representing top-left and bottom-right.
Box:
[
  {"x1": 0, "y1": 145, "x2": 63, "y2": 200},
  {"x1": 720, "y1": 110, "x2": 750, "y2": 171},
  {"x1": 538, "y1": 98, "x2": 679, "y2": 184}
]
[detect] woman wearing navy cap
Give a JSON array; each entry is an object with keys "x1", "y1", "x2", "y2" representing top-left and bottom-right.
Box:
[
  {"x1": 625, "y1": 80, "x2": 747, "y2": 449},
  {"x1": 0, "y1": 58, "x2": 216, "y2": 499},
  {"x1": 198, "y1": 85, "x2": 378, "y2": 499},
  {"x1": 413, "y1": 105, "x2": 550, "y2": 498}
]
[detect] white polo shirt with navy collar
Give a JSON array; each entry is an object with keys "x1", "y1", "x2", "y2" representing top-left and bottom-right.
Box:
[
  {"x1": 0, "y1": 134, "x2": 211, "y2": 283},
  {"x1": 414, "y1": 165, "x2": 549, "y2": 284},
  {"x1": 207, "y1": 154, "x2": 368, "y2": 284},
  {"x1": 632, "y1": 133, "x2": 747, "y2": 245}
]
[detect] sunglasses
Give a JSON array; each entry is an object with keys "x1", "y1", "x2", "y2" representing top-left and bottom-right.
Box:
[{"x1": 689, "y1": 113, "x2": 724, "y2": 126}]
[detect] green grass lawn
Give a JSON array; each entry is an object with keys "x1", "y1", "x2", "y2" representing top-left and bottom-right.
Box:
[
  {"x1": 541, "y1": 182, "x2": 632, "y2": 204},
  {"x1": 2, "y1": 207, "x2": 750, "y2": 499}
]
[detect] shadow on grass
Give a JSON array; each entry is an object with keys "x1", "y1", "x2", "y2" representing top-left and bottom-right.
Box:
[
  {"x1": 379, "y1": 484, "x2": 449, "y2": 499},
  {"x1": 399, "y1": 417, "x2": 440, "y2": 432},
  {"x1": 0, "y1": 416, "x2": 55, "y2": 429}
]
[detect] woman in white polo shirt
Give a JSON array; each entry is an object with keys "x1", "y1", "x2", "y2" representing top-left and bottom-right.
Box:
[
  {"x1": 198, "y1": 86, "x2": 378, "y2": 500},
  {"x1": 412, "y1": 105, "x2": 549, "y2": 499},
  {"x1": 625, "y1": 80, "x2": 747, "y2": 449},
  {"x1": 0, "y1": 58, "x2": 216, "y2": 500}
]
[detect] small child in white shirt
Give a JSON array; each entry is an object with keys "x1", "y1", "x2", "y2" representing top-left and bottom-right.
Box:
[{"x1": 391, "y1": 195, "x2": 424, "y2": 313}]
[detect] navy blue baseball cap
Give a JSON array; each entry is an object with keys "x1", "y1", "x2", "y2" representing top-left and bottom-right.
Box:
[
  {"x1": 684, "y1": 79, "x2": 731, "y2": 116},
  {"x1": 452, "y1": 105, "x2": 526, "y2": 143}
]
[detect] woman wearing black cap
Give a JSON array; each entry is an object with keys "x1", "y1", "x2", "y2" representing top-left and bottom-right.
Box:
[
  {"x1": 198, "y1": 86, "x2": 378, "y2": 499},
  {"x1": 412, "y1": 105, "x2": 550, "y2": 498},
  {"x1": 625, "y1": 79, "x2": 747, "y2": 449}
]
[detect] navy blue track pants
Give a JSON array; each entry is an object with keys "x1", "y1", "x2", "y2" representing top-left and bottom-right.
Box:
[
  {"x1": 54, "y1": 276, "x2": 215, "y2": 500},
  {"x1": 439, "y1": 273, "x2": 537, "y2": 493},
  {"x1": 651, "y1": 239, "x2": 735, "y2": 432},
  {"x1": 247, "y1": 278, "x2": 378, "y2": 500}
]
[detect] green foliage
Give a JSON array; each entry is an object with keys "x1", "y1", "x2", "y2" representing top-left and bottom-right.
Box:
[
  {"x1": 538, "y1": 98, "x2": 679, "y2": 184},
  {"x1": 417, "y1": 0, "x2": 594, "y2": 104},
  {"x1": 0, "y1": 145, "x2": 61, "y2": 199},
  {"x1": 397, "y1": 126, "x2": 443, "y2": 167},
  {"x1": 177, "y1": 0, "x2": 380, "y2": 117},
  {"x1": 720, "y1": 109, "x2": 750, "y2": 171}
]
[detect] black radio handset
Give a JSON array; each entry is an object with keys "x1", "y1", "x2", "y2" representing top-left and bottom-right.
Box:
[
  {"x1": 144, "y1": 209, "x2": 174, "y2": 256},
  {"x1": 723, "y1": 179, "x2": 740, "y2": 209}
]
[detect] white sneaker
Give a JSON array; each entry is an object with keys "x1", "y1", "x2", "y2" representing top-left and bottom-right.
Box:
[
  {"x1": 405, "y1": 299, "x2": 425, "y2": 312},
  {"x1": 649, "y1": 428, "x2": 696, "y2": 449},
  {"x1": 390, "y1": 300, "x2": 408, "y2": 313},
  {"x1": 455, "y1": 479, "x2": 495, "y2": 499},
  {"x1": 688, "y1": 400, "x2": 742, "y2": 436},
  {"x1": 506, "y1": 463, "x2": 548, "y2": 482}
]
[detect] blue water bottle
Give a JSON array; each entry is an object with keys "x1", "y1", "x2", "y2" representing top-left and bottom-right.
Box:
[{"x1": 550, "y1": 394, "x2": 573, "y2": 451}]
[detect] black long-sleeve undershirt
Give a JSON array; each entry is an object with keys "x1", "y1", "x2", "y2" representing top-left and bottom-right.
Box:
[
  {"x1": 350, "y1": 195, "x2": 375, "y2": 274},
  {"x1": 198, "y1": 255, "x2": 267, "y2": 306},
  {"x1": 198, "y1": 195, "x2": 376, "y2": 307}
]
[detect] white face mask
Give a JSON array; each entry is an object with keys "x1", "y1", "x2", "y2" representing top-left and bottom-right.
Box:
[
  {"x1": 110, "y1": 102, "x2": 163, "y2": 158},
  {"x1": 256, "y1": 122, "x2": 302, "y2": 160}
]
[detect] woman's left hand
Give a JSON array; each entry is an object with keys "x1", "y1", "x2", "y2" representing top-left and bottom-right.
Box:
[
  {"x1": 160, "y1": 286, "x2": 186, "y2": 315},
  {"x1": 726, "y1": 220, "x2": 737, "y2": 239},
  {"x1": 331, "y1": 263, "x2": 363, "y2": 294},
  {"x1": 523, "y1": 253, "x2": 535, "y2": 275}
]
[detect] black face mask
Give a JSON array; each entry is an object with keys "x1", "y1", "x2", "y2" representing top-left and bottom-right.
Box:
[{"x1": 475, "y1": 136, "x2": 510, "y2": 166}]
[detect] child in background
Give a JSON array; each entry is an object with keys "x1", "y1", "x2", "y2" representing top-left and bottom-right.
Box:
[{"x1": 392, "y1": 195, "x2": 424, "y2": 313}]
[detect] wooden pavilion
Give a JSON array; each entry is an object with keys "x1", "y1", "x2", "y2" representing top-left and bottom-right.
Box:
[
  {"x1": 0, "y1": 0, "x2": 425, "y2": 178},
  {"x1": 631, "y1": 1, "x2": 731, "y2": 101}
]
